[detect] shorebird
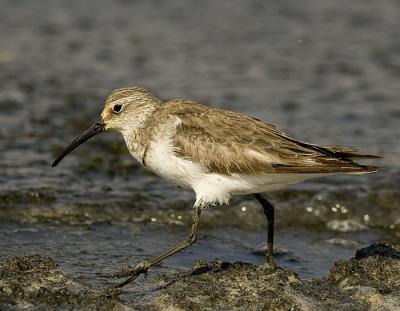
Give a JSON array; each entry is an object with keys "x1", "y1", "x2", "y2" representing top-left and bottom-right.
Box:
[{"x1": 52, "y1": 87, "x2": 380, "y2": 288}]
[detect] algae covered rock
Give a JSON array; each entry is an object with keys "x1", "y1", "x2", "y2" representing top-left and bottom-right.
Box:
[
  {"x1": 158, "y1": 259, "x2": 307, "y2": 311},
  {"x1": 1, "y1": 242, "x2": 400, "y2": 310},
  {"x1": 297, "y1": 241, "x2": 400, "y2": 311},
  {"x1": 158, "y1": 242, "x2": 400, "y2": 311},
  {"x1": 0, "y1": 255, "x2": 126, "y2": 310},
  {"x1": 319, "y1": 242, "x2": 400, "y2": 310}
]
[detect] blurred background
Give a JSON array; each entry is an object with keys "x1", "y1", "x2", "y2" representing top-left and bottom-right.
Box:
[{"x1": 0, "y1": 0, "x2": 399, "y2": 302}]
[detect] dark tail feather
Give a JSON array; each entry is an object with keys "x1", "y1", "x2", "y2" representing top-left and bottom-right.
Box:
[
  {"x1": 335, "y1": 152, "x2": 383, "y2": 159},
  {"x1": 324, "y1": 146, "x2": 383, "y2": 159}
]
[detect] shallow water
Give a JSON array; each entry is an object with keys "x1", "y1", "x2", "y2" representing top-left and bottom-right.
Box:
[{"x1": 0, "y1": 0, "x2": 400, "y2": 306}]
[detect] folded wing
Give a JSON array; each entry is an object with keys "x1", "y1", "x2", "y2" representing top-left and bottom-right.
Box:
[{"x1": 164, "y1": 100, "x2": 379, "y2": 175}]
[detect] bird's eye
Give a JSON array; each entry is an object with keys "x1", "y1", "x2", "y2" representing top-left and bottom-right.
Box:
[{"x1": 113, "y1": 104, "x2": 122, "y2": 113}]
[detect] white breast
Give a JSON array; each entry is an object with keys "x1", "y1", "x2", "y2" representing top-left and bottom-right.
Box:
[{"x1": 144, "y1": 135, "x2": 206, "y2": 190}]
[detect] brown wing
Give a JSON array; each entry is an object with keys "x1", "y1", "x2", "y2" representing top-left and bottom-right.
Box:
[{"x1": 162, "y1": 100, "x2": 379, "y2": 175}]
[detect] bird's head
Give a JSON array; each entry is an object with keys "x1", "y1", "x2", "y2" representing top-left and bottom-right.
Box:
[
  {"x1": 101, "y1": 87, "x2": 161, "y2": 131},
  {"x1": 52, "y1": 87, "x2": 161, "y2": 167}
]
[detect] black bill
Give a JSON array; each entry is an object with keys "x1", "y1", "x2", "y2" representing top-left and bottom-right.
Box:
[{"x1": 52, "y1": 121, "x2": 105, "y2": 167}]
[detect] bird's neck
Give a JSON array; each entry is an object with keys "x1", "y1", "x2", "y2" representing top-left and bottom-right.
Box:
[{"x1": 121, "y1": 102, "x2": 160, "y2": 162}]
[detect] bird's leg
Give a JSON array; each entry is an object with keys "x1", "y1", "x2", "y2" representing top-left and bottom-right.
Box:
[
  {"x1": 254, "y1": 193, "x2": 275, "y2": 264},
  {"x1": 108, "y1": 206, "x2": 202, "y2": 289}
]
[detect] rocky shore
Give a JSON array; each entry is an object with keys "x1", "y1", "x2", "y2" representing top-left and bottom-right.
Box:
[{"x1": 1, "y1": 241, "x2": 399, "y2": 310}]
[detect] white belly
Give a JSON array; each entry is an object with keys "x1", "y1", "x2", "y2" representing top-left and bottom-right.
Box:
[{"x1": 143, "y1": 136, "x2": 206, "y2": 190}]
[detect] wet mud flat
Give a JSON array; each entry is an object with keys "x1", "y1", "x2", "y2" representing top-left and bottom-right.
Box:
[
  {"x1": 1, "y1": 0, "x2": 400, "y2": 310},
  {"x1": 2, "y1": 242, "x2": 400, "y2": 310}
]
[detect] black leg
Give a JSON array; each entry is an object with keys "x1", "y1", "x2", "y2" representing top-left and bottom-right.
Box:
[
  {"x1": 108, "y1": 206, "x2": 202, "y2": 289},
  {"x1": 254, "y1": 193, "x2": 275, "y2": 263}
]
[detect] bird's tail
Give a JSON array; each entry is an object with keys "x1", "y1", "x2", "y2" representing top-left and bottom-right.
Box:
[
  {"x1": 320, "y1": 146, "x2": 382, "y2": 175},
  {"x1": 324, "y1": 146, "x2": 383, "y2": 159}
]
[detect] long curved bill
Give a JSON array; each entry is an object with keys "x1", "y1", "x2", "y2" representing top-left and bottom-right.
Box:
[{"x1": 52, "y1": 121, "x2": 105, "y2": 167}]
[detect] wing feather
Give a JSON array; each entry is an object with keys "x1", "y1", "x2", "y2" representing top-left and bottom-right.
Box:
[{"x1": 161, "y1": 100, "x2": 379, "y2": 175}]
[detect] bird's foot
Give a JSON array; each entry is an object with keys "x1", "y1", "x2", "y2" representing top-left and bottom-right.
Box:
[
  {"x1": 266, "y1": 256, "x2": 277, "y2": 269},
  {"x1": 100, "y1": 260, "x2": 152, "y2": 290},
  {"x1": 259, "y1": 256, "x2": 278, "y2": 274},
  {"x1": 99, "y1": 260, "x2": 151, "y2": 279}
]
